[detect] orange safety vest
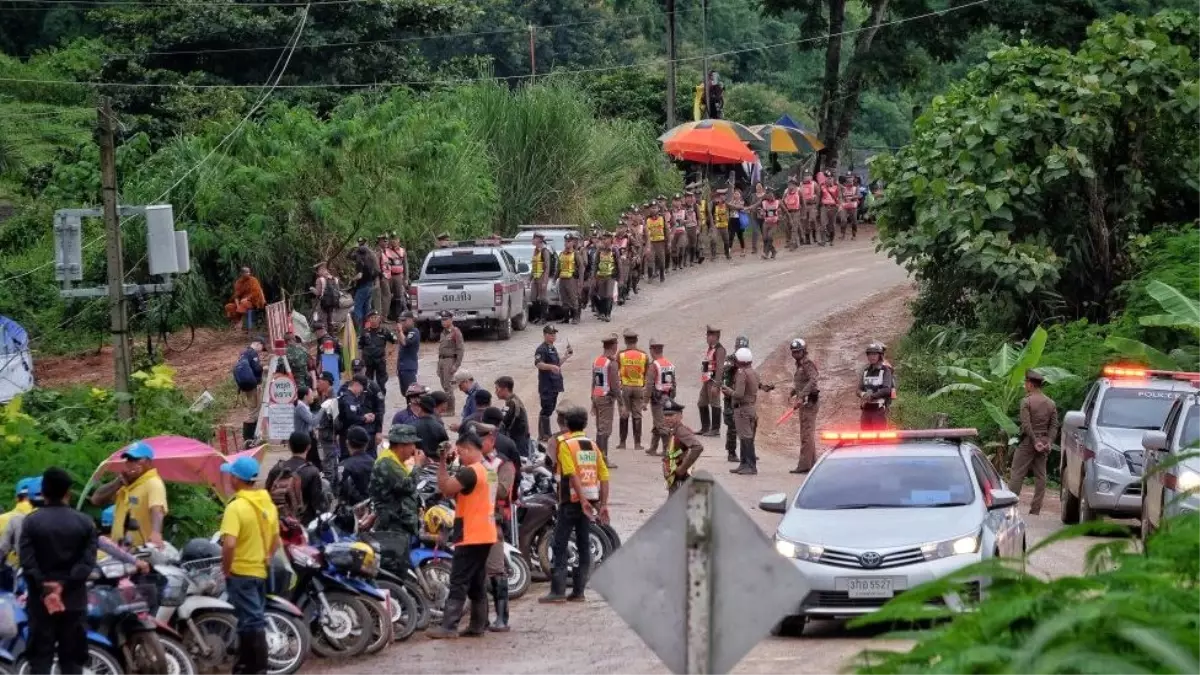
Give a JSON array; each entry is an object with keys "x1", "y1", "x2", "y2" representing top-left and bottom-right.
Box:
[
  {"x1": 560, "y1": 434, "x2": 602, "y2": 502},
  {"x1": 386, "y1": 247, "x2": 406, "y2": 277},
  {"x1": 701, "y1": 346, "x2": 719, "y2": 382},
  {"x1": 713, "y1": 204, "x2": 728, "y2": 229},
  {"x1": 646, "y1": 217, "x2": 666, "y2": 243},
  {"x1": 456, "y1": 463, "x2": 498, "y2": 545},
  {"x1": 800, "y1": 181, "x2": 817, "y2": 202},
  {"x1": 653, "y1": 357, "x2": 676, "y2": 393},
  {"x1": 783, "y1": 189, "x2": 800, "y2": 210},
  {"x1": 618, "y1": 349, "x2": 649, "y2": 387},
  {"x1": 592, "y1": 356, "x2": 613, "y2": 398},
  {"x1": 762, "y1": 199, "x2": 781, "y2": 224},
  {"x1": 821, "y1": 185, "x2": 838, "y2": 206},
  {"x1": 841, "y1": 184, "x2": 858, "y2": 210}
]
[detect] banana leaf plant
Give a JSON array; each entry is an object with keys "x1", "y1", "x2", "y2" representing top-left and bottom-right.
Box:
[
  {"x1": 927, "y1": 326, "x2": 1078, "y2": 472},
  {"x1": 1106, "y1": 281, "x2": 1200, "y2": 369}
]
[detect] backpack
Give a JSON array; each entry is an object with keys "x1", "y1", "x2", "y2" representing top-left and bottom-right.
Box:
[
  {"x1": 320, "y1": 277, "x2": 341, "y2": 310},
  {"x1": 269, "y1": 460, "x2": 311, "y2": 519},
  {"x1": 232, "y1": 354, "x2": 257, "y2": 390}
]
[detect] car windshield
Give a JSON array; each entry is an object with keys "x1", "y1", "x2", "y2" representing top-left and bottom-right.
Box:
[
  {"x1": 505, "y1": 245, "x2": 535, "y2": 263},
  {"x1": 794, "y1": 455, "x2": 975, "y2": 510},
  {"x1": 1179, "y1": 406, "x2": 1199, "y2": 449},
  {"x1": 424, "y1": 253, "x2": 502, "y2": 276},
  {"x1": 1097, "y1": 388, "x2": 1182, "y2": 430}
]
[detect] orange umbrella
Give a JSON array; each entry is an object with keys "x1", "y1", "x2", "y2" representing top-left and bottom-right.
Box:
[{"x1": 663, "y1": 127, "x2": 756, "y2": 164}]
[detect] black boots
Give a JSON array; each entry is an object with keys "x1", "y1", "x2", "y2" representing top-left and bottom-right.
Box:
[
  {"x1": 725, "y1": 420, "x2": 738, "y2": 462},
  {"x1": 489, "y1": 577, "x2": 510, "y2": 632},
  {"x1": 632, "y1": 418, "x2": 644, "y2": 451},
  {"x1": 462, "y1": 593, "x2": 489, "y2": 636},
  {"x1": 707, "y1": 406, "x2": 722, "y2": 437},
  {"x1": 617, "y1": 418, "x2": 629, "y2": 450},
  {"x1": 428, "y1": 598, "x2": 466, "y2": 638},
  {"x1": 698, "y1": 406, "x2": 711, "y2": 435},
  {"x1": 538, "y1": 415, "x2": 552, "y2": 443},
  {"x1": 646, "y1": 430, "x2": 660, "y2": 456},
  {"x1": 731, "y1": 438, "x2": 758, "y2": 475},
  {"x1": 234, "y1": 631, "x2": 268, "y2": 674},
  {"x1": 540, "y1": 569, "x2": 568, "y2": 603}
]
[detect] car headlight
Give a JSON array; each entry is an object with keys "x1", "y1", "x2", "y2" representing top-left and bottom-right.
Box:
[
  {"x1": 773, "y1": 536, "x2": 823, "y2": 562},
  {"x1": 920, "y1": 531, "x2": 981, "y2": 561},
  {"x1": 1175, "y1": 469, "x2": 1200, "y2": 494},
  {"x1": 1095, "y1": 446, "x2": 1126, "y2": 470}
]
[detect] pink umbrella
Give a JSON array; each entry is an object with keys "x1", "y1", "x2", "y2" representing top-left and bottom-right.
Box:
[{"x1": 85, "y1": 435, "x2": 267, "y2": 501}]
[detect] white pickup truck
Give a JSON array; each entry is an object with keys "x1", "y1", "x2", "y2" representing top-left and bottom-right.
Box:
[{"x1": 410, "y1": 243, "x2": 530, "y2": 340}]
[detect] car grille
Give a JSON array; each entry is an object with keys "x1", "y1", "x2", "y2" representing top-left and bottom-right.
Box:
[
  {"x1": 818, "y1": 546, "x2": 925, "y2": 570},
  {"x1": 802, "y1": 581, "x2": 981, "y2": 610},
  {"x1": 1124, "y1": 483, "x2": 1142, "y2": 496}
]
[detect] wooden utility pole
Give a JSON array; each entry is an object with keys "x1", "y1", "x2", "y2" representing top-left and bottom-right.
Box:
[
  {"x1": 99, "y1": 97, "x2": 133, "y2": 420},
  {"x1": 528, "y1": 24, "x2": 537, "y2": 79},
  {"x1": 665, "y1": 0, "x2": 677, "y2": 129}
]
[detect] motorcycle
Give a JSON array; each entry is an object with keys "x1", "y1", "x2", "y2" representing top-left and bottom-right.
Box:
[
  {"x1": 0, "y1": 591, "x2": 119, "y2": 675},
  {"x1": 282, "y1": 542, "x2": 387, "y2": 658},
  {"x1": 518, "y1": 459, "x2": 615, "y2": 578}
]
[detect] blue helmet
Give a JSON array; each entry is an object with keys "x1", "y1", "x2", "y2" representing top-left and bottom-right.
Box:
[
  {"x1": 100, "y1": 506, "x2": 116, "y2": 528},
  {"x1": 14, "y1": 478, "x2": 33, "y2": 498},
  {"x1": 26, "y1": 477, "x2": 43, "y2": 501}
]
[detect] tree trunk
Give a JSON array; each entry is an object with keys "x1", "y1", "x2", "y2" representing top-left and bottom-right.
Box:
[
  {"x1": 1085, "y1": 174, "x2": 1113, "y2": 318},
  {"x1": 815, "y1": 0, "x2": 845, "y2": 173},
  {"x1": 828, "y1": 0, "x2": 890, "y2": 173}
]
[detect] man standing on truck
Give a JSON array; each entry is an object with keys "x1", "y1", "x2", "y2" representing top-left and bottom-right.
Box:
[
  {"x1": 382, "y1": 232, "x2": 408, "y2": 319},
  {"x1": 558, "y1": 234, "x2": 581, "y2": 325},
  {"x1": 437, "y1": 310, "x2": 465, "y2": 417},
  {"x1": 534, "y1": 325, "x2": 571, "y2": 443},
  {"x1": 528, "y1": 233, "x2": 553, "y2": 325},
  {"x1": 351, "y1": 239, "x2": 379, "y2": 330}
]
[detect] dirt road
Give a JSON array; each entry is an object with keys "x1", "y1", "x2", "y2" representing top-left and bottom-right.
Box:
[{"x1": 315, "y1": 237, "x2": 1104, "y2": 674}]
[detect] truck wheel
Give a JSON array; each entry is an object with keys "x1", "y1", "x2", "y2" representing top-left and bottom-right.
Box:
[
  {"x1": 512, "y1": 312, "x2": 528, "y2": 331},
  {"x1": 1060, "y1": 481, "x2": 1080, "y2": 524},
  {"x1": 1078, "y1": 474, "x2": 1097, "y2": 523},
  {"x1": 497, "y1": 317, "x2": 513, "y2": 340}
]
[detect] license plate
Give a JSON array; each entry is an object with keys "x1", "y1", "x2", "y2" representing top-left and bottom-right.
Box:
[{"x1": 846, "y1": 577, "x2": 894, "y2": 599}]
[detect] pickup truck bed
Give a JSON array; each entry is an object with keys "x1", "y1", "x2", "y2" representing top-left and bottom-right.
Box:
[{"x1": 411, "y1": 247, "x2": 530, "y2": 340}]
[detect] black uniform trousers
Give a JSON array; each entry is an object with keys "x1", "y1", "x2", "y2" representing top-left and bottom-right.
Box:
[{"x1": 27, "y1": 603, "x2": 87, "y2": 675}]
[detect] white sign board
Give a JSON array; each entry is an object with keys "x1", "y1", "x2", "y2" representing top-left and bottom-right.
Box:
[
  {"x1": 266, "y1": 403, "x2": 295, "y2": 441},
  {"x1": 268, "y1": 372, "x2": 297, "y2": 404}
]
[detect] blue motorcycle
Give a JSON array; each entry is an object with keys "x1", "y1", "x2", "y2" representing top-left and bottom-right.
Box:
[
  {"x1": 0, "y1": 589, "x2": 128, "y2": 675},
  {"x1": 281, "y1": 542, "x2": 389, "y2": 659}
]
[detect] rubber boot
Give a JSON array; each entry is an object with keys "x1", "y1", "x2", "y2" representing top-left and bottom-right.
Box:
[
  {"x1": 540, "y1": 569, "x2": 568, "y2": 603},
  {"x1": 632, "y1": 418, "x2": 644, "y2": 452},
  {"x1": 427, "y1": 598, "x2": 466, "y2": 639},
  {"x1": 233, "y1": 632, "x2": 257, "y2": 674},
  {"x1": 617, "y1": 418, "x2": 629, "y2": 450},
  {"x1": 598, "y1": 434, "x2": 616, "y2": 468},
  {"x1": 734, "y1": 438, "x2": 758, "y2": 475},
  {"x1": 538, "y1": 415, "x2": 551, "y2": 443},
  {"x1": 697, "y1": 406, "x2": 711, "y2": 436},
  {"x1": 489, "y1": 577, "x2": 510, "y2": 632},
  {"x1": 646, "y1": 431, "x2": 660, "y2": 456},
  {"x1": 462, "y1": 594, "x2": 490, "y2": 636},
  {"x1": 706, "y1": 406, "x2": 722, "y2": 437},
  {"x1": 725, "y1": 422, "x2": 739, "y2": 462}
]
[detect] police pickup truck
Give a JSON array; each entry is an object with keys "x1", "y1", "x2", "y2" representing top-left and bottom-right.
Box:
[{"x1": 410, "y1": 241, "x2": 530, "y2": 340}]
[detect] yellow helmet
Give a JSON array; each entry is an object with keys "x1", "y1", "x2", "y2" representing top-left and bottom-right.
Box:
[
  {"x1": 350, "y1": 541, "x2": 378, "y2": 576},
  {"x1": 424, "y1": 505, "x2": 454, "y2": 535}
]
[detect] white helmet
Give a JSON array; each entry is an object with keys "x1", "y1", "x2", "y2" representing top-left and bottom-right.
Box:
[{"x1": 734, "y1": 347, "x2": 753, "y2": 363}]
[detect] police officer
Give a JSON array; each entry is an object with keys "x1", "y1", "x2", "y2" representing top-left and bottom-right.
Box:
[
  {"x1": 590, "y1": 334, "x2": 622, "y2": 467},
  {"x1": 1007, "y1": 370, "x2": 1059, "y2": 515},
  {"x1": 661, "y1": 399, "x2": 704, "y2": 497},
  {"x1": 593, "y1": 233, "x2": 619, "y2": 322},
  {"x1": 534, "y1": 325, "x2": 571, "y2": 443},
  {"x1": 645, "y1": 337, "x2": 676, "y2": 457},
  {"x1": 395, "y1": 311, "x2": 420, "y2": 394},
  {"x1": 644, "y1": 203, "x2": 668, "y2": 283},
  {"x1": 436, "y1": 310, "x2": 465, "y2": 416},
  {"x1": 358, "y1": 311, "x2": 395, "y2": 394},
  {"x1": 724, "y1": 347, "x2": 761, "y2": 475},
  {"x1": 787, "y1": 338, "x2": 820, "y2": 474},
  {"x1": 616, "y1": 329, "x2": 649, "y2": 452},
  {"x1": 720, "y1": 335, "x2": 748, "y2": 462},
  {"x1": 528, "y1": 233, "x2": 553, "y2": 324},
  {"x1": 558, "y1": 234, "x2": 581, "y2": 324},
  {"x1": 859, "y1": 342, "x2": 895, "y2": 430},
  {"x1": 698, "y1": 326, "x2": 726, "y2": 437},
  {"x1": 347, "y1": 360, "x2": 385, "y2": 451}
]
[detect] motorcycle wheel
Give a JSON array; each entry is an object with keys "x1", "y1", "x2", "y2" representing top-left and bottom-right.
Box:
[
  {"x1": 419, "y1": 559, "x2": 452, "y2": 618},
  {"x1": 16, "y1": 646, "x2": 123, "y2": 675},
  {"x1": 506, "y1": 552, "x2": 531, "y2": 600},
  {"x1": 376, "y1": 580, "x2": 419, "y2": 641},
  {"x1": 265, "y1": 610, "x2": 310, "y2": 675},
  {"x1": 402, "y1": 578, "x2": 432, "y2": 631},
  {"x1": 126, "y1": 631, "x2": 170, "y2": 675},
  {"x1": 186, "y1": 611, "x2": 238, "y2": 673},
  {"x1": 537, "y1": 523, "x2": 610, "y2": 578},
  {"x1": 158, "y1": 636, "x2": 198, "y2": 675},
  {"x1": 599, "y1": 523, "x2": 622, "y2": 550},
  {"x1": 310, "y1": 592, "x2": 371, "y2": 657},
  {"x1": 361, "y1": 597, "x2": 394, "y2": 655}
]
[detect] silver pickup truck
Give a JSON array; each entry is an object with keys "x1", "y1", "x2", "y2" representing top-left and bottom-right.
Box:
[{"x1": 411, "y1": 243, "x2": 530, "y2": 340}]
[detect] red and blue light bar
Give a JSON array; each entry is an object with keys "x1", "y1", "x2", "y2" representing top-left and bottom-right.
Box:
[
  {"x1": 819, "y1": 428, "x2": 978, "y2": 443},
  {"x1": 1102, "y1": 365, "x2": 1200, "y2": 381}
]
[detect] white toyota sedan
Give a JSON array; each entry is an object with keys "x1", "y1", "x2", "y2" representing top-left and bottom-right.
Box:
[{"x1": 759, "y1": 429, "x2": 1027, "y2": 635}]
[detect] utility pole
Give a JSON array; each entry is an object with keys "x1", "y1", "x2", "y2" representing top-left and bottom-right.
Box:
[
  {"x1": 528, "y1": 24, "x2": 537, "y2": 80},
  {"x1": 99, "y1": 97, "x2": 133, "y2": 421},
  {"x1": 665, "y1": 0, "x2": 677, "y2": 129},
  {"x1": 701, "y1": 0, "x2": 710, "y2": 118}
]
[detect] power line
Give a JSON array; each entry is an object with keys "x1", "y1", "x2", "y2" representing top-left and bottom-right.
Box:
[{"x1": 6, "y1": 0, "x2": 365, "y2": 7}]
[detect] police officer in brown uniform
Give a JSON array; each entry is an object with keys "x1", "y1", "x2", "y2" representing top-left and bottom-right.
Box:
[
  {"x1": 558, "y1": 234, "x2": 581, "y2": 324},
  {"x1": 436, "y1": 310, "x2": 465, "y2": 416},
  {"x1": 698, "y1": 326, "x2": 726, "y2": 437},
  {"x1": 590, "y1": 333, "x2": 622, "y2": 467},
  {"x1": 645, "y1": 337, "x2": 676, "y2": 456},
  {"x1": 528, "y1": 233, "x2": 553, "y2": 324},
  {"x1": 661, "y1": 399, "x2": 704, "y2": 497},
  {"x1": 616, "y1": 329, "x2": 649, "y2": 452},
  {"x1": 1007, "y1": 370, "x2": 1059, "y2": 515},
  {"x1": 593, "y1": 232, "x2": 619, "y2": 322},
  {"x1": 724, "y1": 347, "x2": 760, "y2": 475},
  {"x1": 787, "y1": 338, "x2": 820, "y2": 474},
  {"x1": 435, "y1": 232, "x2": 452, "y2": 248}
]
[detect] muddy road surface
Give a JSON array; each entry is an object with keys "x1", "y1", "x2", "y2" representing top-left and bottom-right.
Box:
[{"x1": 314, "y1": 237, "x2": 1106, "y2": 674}]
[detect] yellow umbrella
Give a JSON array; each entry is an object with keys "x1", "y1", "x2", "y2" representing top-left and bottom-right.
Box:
[{"x1": 748, "y1": 123, "x2": 824, "y2": 154}]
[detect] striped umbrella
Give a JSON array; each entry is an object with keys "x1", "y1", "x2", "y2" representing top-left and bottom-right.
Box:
[
  {"x1": 658, "y1": 118, "x2": 763, "y2": 144},
  {"x1": 748, "y1": 123, "x2": 824, "y2": 154}
]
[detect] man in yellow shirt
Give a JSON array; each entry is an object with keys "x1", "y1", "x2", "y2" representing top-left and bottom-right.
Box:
[
  {"x1": 90, "y1": 442, "x2": 167, "y2": 548},
  {"x1": 219, "y1": 456, "x2": 279, "y2": 674}
]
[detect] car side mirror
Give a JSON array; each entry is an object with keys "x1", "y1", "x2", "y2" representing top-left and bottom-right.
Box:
[
  {"x1": 517, "y1": 262, "x2": 530, "y2": 274},
  {"x1": 1142, "y1": 430, "x2": 1168, "y2": 452},
  {"x1": 1063, "y1": 410, "x2": 1086, "y2": 430},
  {"x1": 987, "y1": 488, "x2": 1019, "y2": 510},
  {"x1": 758, "y1": 492, "x2": 788, "y2": 514}
]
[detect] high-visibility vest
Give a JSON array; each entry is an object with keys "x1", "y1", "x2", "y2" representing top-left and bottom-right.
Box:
[
  {"x1": 618, "y1": 349, "x2": 648, "y2": 387},
  {"x1": 559, "y1": 251, "x2": 576, "y2": 278},
  {"x1": 385, "y1": 248, "x2": 406, "y2": 277},
  {"x1": 821, "y1": 185, "x2": 838, "y2": 206},
  {"x1": 801, "y1": 181, "x2": 817, "y2": 201},
  {"x1": 646, "y1": 217, "x2": 666, "y2": 242},
  {"x1": 762, "y1": 199, "x2": 781, "y2": 224},
  {"x1": 653, "y1": 357, "x2": 676, "y2": 393},
  {"x1": 783, "y1": 190, "x2": 800, "y2": 210},
  {"x1": 701, "y1": 346, "x2": 720, "y2": 382},
  {"x1": 531, "y1": 248, "x2": 546, "y2": 279},
  {"x1": 561, "y1": 436, "x2": 602, "y2": 502},
  {"x1": 596, "y1": 251, "x2": 615, "y2": 279},
  {"x1": 456, "y1": 463, "x2": 498, "y2": 545},
  {"x1": 841, "y1": 185, "x2": 859, "y2": 210},
  {"x1": 592, "y1": 356, "x2": 612, "y2": 398},
  {"x1": 713, "y1": 204, "x2": 728, "y2": 229},
  {"x1": 698, "y1": 200, "x2": 709, "y2": 228}
]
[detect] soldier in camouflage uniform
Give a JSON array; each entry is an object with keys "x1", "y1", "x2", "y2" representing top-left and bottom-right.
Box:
[{"x1": 369, "y1": 424, "x2": 426, "y2": 572}]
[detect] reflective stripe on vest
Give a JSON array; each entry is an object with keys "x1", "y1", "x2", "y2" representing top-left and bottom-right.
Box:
[
  {"x1": 654, "y1": 358, "x2": 676, "y2": 393},
  {"x1": 763, "y1": 200, "x2": 781, "y2": 223},
  {"x1": 713, "y1": 204, "x2": 728, "y2": 228},
  {"x1": 559, "y1": 252, "x2": 576, "y2": 278},
  {"x1": 458, "y1": 463, "x2": 498, "y2": 545},
  {"x1": 564, "y1": 437, "x2": 602, "y2": 502},
  {"x1": 387, "y1": 248, "x2": 406, "y2": 276},
  {"x1": 596, "y1": 251, "x2": 615, "y2": 278},
  {"x1": 531, "y1": 249, "x2": 546, "y2": 279},
  {"x1": 702, "y1": 347, "x2": 717, "y2": 382},
  {"x1": 783, "y1": 190, "x2": 800, "y2": 210},
  {"x1": 821, "y1": 185, "x2": 838, "y2": 206},
  {"x1": 662, "y1": 435, "x2": 682, "y2": 485},
  {"x1": 646, "y1": 217, "x2": 666, "y2": 242},
  {"x1": 841, "y1": 185, "x2": 858, "y2": 209},
  {"x1": 801, "y1": 182, "x2": 817, "y2": 201},
  {"x1": 618, "y1": 349, "x2": 648, "y2": 387},
  {"x1": 592, "y1": 356, "x2": 611, "y2": 398}
]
